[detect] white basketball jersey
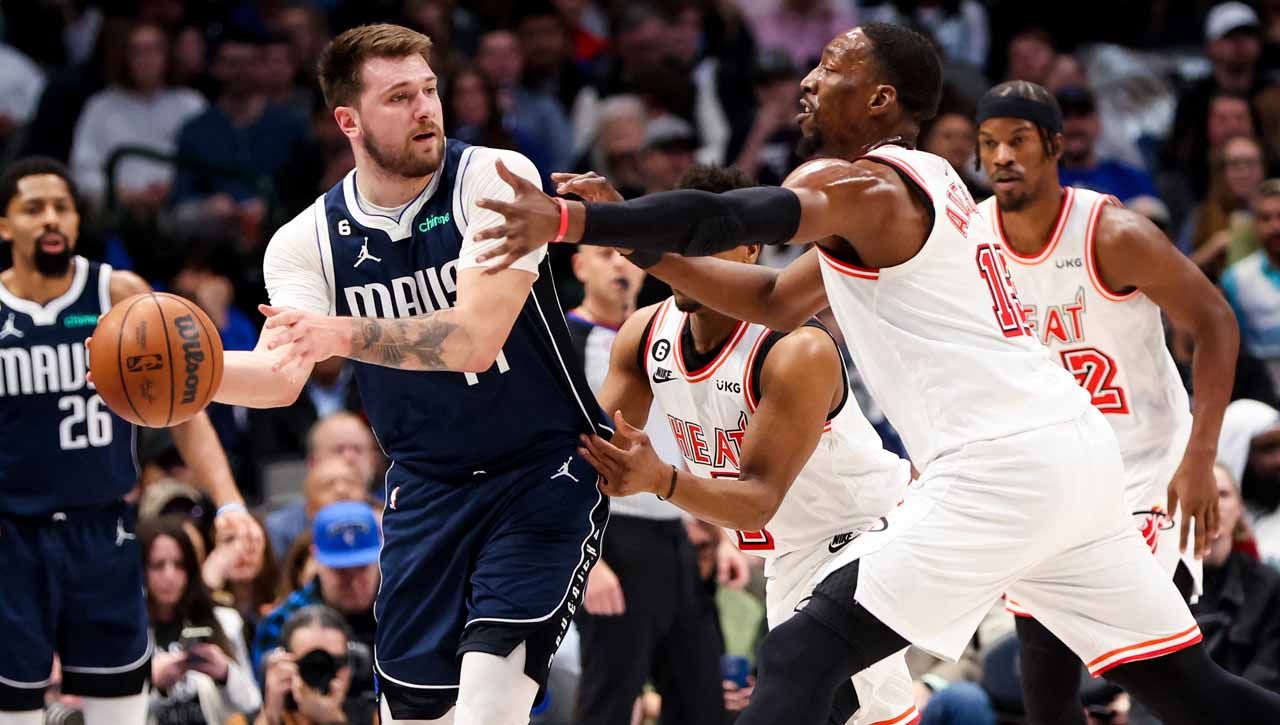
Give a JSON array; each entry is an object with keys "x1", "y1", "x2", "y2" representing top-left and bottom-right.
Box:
[
  {"x1": 816, "y1": 145, "x2": 1091, "y2": 466},
  {"x1": 979, "y1": 187, "x2": 1192, "y2": 506},
  {"x1": 642, "y1": 298, "x2": 911, "y2": 559}
]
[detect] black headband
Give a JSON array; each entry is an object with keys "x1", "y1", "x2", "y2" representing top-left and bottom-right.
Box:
[{"x1": 975, "y1": 94, "x2": 1063, "y2": 134}]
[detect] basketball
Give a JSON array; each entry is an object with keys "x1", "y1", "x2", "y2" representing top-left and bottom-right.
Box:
[{"x1": 89, "y1": 292, "x2": 224, "y2": 428}]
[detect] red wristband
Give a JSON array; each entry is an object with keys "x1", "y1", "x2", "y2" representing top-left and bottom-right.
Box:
[{"x1": 553, "y1": 197, "x2": 570, "y2": 243}]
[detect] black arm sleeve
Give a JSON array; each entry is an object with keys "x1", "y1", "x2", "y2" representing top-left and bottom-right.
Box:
[{"x1": 581, "y1": 186, "x2": 802, "y2": 256}]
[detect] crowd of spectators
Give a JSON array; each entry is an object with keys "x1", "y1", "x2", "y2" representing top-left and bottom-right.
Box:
[{"x1": 10, "y1": 0, "x2": 1280, "y2": 723}]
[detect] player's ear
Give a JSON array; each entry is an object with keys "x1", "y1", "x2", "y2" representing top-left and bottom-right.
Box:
[
  {"x1": 0, "y1": 216, "x2": 11, "y2": 242},
  {"x1": 334, "y1": 106, "x2": 360, "y2": 139},
  {"x1": 869, "y1": 84, "x2": 896, "y2": 117},
  {"x1": 570, "y1": 249, "x2": 588, "y2": 283},
  {"x1": 744, "y1": 243, "x2": 762, "y2": 265},
  {"x1": 1047, "y1": 131, "x2": 1065, "y2": 163}
]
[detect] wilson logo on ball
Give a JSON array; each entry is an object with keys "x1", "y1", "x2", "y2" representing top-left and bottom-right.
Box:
[
  {"x1": 174, "y1": 315, "x2": 204, "y2": 404},
  {"x1": 125, "y1": 354, "x2": 164, "y2": 372}
]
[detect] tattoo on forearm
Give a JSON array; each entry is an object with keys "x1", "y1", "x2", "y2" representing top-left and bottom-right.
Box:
[{"x1": 349, "y1": 315, "x2": 463, "y2": 370}]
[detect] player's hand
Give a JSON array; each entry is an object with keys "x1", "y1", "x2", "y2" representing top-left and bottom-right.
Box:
[
  {"x1": 584, "y1": 560, "x2": 626, "y2": 616},
  {"x1": 186, "y1": 642, "x2": 230, "y2": 682},
  {"x1": 473, "y1": 158, "x2": 562, "y2": 272},
  {"x1": 214, "y1": 507, "x2": 264, "y2": 558},
  {"x1": 551, "y1": 171, "x2": 625, "y2": 203},
  {"x1": 716, "y1": 536, "x2": 751, "y2": 590},
  {"x1": 579, "y1": 411, "x2": 668, "y2": 496},
  {"x1": 1167, "y1": 452, "x2": 1219, "y2": 558},
  {"x1": 260, "y1": 305, "x2": 353, "y2": 369},
  {"x1": 152, "y1": 650, "x2": 189, "y2": 691}
]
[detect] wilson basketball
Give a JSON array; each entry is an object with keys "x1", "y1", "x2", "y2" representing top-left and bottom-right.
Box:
[{"x1": 89, "y1": 292, "x2": 224, "y2": 427}]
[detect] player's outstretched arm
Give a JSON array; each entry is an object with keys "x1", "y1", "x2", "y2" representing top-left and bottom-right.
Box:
[
  {"x1": 215, "y1": 323, "x2": 314, "y2": 408},
  {"x1": 472, "y1": 157, "x2": 890, "y2": 271},
  {"x1": 549, "y1": 170, "x2": 829, "y2": 331},
  {"x1": 645, "y1": 250, "x2": 829, "y2": 331},
  {"x1": 1096, "y1": 204, "x2": 1239, "y2": 556},
  {"x1": 582, "y1": 326, "x2": 842, "y2": 531},
  {"x1": 596, "y1": 303, "x2": 662, "y2": 428}
]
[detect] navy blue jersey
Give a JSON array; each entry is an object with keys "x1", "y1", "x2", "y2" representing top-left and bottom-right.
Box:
[
  {"x1": 0, "y1": 257, "x2": 136, "y2": 515},
  {"x1": 321, "y1": 140, "x2": 606, "y2": 480}
]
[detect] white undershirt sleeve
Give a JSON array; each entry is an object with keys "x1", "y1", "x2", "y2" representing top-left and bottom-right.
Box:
[
  {"x1": 262, "y1": 203, "x2": 333, "y2": 315},
  {"x1": 454, "y1": 147, "x2": 548, "y2": 276}
]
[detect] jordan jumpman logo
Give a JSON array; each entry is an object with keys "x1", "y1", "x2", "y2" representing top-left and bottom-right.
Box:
[{"x1": 354, "y1": 237, "x2": 382, "y2": 268}]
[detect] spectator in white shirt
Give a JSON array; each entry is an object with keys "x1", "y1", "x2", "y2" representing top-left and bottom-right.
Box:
[
  {"x1": 69, "y1": 21, "x2": 205, "y2": 212},
  {"x1": 0, "y1": 42, "x2": 45, "y2": 142}
]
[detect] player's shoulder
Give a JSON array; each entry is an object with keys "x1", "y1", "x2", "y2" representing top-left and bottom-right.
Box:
[
  {"x1": 770, "y1": 323, "x2": 841, "y2": 370},
  {"x1": 1092, "y1": 197, "x2": 1164, "y2": 252},
  {"x1": 458, "y1": 145, "x2": 540, "y2": 188},
  {"x1": 108, "y1": 268, "x2": 150, "y2": 304},
  {"x1": 265, "y1": 202, "x2": 323, "y2": 255}
]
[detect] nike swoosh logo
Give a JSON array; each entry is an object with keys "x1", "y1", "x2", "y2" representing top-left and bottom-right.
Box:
[
  {"x1": 828, "y1": 533, "x2": 855, "y2": 553},
  {"x1": 652, "y1": 369, "x2": 677, "y2": 384}
]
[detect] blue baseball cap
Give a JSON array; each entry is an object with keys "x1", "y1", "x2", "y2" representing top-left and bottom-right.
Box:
[{"x1": 312, "y1": 501, "x2": 381, "y2": 569}]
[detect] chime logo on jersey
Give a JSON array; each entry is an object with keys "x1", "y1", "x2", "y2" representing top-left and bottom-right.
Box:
[
  {"x1": 667, "y1": 410, "x2": 747, "y2": 469},
  {"x1": 343, "y1": 259, "x2": 460, "y2": 319}
]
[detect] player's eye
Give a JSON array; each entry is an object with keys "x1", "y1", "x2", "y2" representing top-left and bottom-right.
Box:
[
  {"x1": 425, "y1": 86, "x2": 437, "y2": 96},
  {"x1": 391, "y1": 93, "x2": 408, "y2": 103}
]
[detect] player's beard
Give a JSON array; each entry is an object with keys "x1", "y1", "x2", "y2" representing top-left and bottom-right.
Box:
[
  {"x1": 33, "y1": 240, "x2": 72, "y2": 277},
  {"x1": 362, "y1": 126, "x2": 442, "y2": 179}
]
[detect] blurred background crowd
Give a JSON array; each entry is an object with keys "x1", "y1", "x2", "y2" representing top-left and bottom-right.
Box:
[{"x1": 8, "y1": 0, "x2": 1280, "y2": 724}]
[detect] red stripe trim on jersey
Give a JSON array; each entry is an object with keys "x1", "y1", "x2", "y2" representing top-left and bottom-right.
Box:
[
  {"x1": 862, "y1": 152, "x2": 933, "y2": 206},
  {"x1": 817, "y1": 246, "x2": 879, "y2": 279},
  {"x1": 1085, "y1": 625, "x2": 1202, "y2": 673},
  {"x1": 676, "y1": 316, "x2": 750, "y2": 382},
  {"x1": 867, "y1": 705, "x2": 921, "y2": 725},
  {"x1": 642, "y1": 299, "x2": 673, "y2": 376},
  {"x1": 1090, "y1": 628, "x2": 1203, "y2": 677},
  {"x1": 1084, "y1": 195, "x2": 1138, "y2": 302},
  {"x1": 742, "y1": 328, "x2": 771, "y2": 413},
  {"x1": 1000, "y1": 187, "x2": 1074, "y2": 265}
]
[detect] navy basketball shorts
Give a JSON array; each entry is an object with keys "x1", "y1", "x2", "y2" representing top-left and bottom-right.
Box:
[
  {"x1": 374, "y1": 448, "x2": 606, "y2": 702},
  {"x1": 0, "y1": 502, "x2": 150, "y2": 711}
]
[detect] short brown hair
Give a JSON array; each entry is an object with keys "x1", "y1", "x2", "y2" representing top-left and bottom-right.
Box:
[{"x1": 317, "y1": 23, "x2": 433, "y2": 110}]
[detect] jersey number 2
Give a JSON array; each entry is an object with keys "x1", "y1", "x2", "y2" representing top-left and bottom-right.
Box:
[
  {"x1": 976, "y1": 245, "x2": 1032, "y2": 338},
  {"x1": 59, "y1": 394, "x2": 113, "y2": 450},
  {"x1": 1060, "y1": 347, "x2": 1130, "y2": 414}
]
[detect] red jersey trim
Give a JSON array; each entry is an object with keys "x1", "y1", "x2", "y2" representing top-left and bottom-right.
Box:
[
  {"x1": 1084, "y1": 195, "x2": 1139, "y2": 302},
  {"x1": 675, "y1": 316, "x2": 750, "y2": 382},
  {"x1": 1000, "y1": 187, "x2": 1075, "y2": 265},
  {"x1": 742, "y1": 328, "x2": 770, "y2": 413},
  {"x1": 818, "y1": 246, "x2": 879, "y2": 279},
  {"x1": 861, "y1": 152, "x2": 934, "y2": 206}
]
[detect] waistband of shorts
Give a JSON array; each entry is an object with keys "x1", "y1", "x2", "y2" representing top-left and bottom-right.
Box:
[{"x1": 0, "y1": 499, "x2": 133, "y2": 525}]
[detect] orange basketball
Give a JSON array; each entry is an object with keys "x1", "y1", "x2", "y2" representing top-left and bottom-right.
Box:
[{"x1": 89, "y1": 292, "x2": 224, "y2": 428}]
